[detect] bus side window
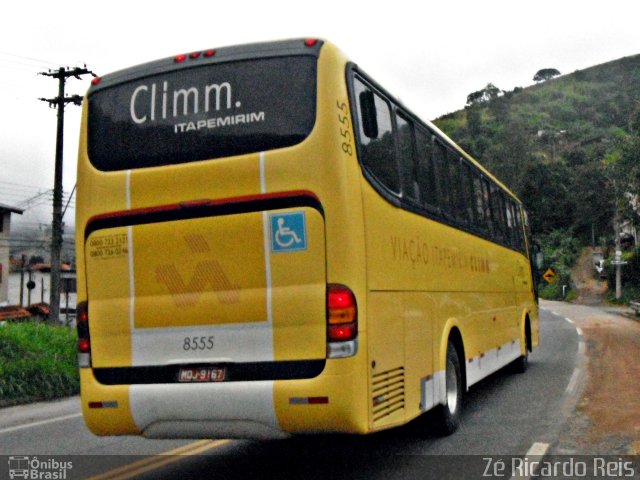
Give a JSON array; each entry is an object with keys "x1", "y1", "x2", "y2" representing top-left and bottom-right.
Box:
[
  {"x1": 472, "y1": 173, "x2": 487, "y2": 234},
  {"x1": 498, "y1": 192, "x2": 509, "y2": 244},
  {"x1": 396, "y1": 112, "x2": 420, "y2": 203},
  {"x1": 447, "y1": 152, "x2": 467, "y2": 225},
  {"x1": 513, "y1": 203, "x2": 525, "y2": 251},
  {"x1": 505, "y1": 199, "x2": 515, "y2": 247},
  {"x1": 462, "y1": 162, "x2": 476, "y2": 225},
  {"x1": 432, "y1": 139, "x2": 450, "y2": 217},
  {"x1": 359, "y1": 90, "x2": 378, "y2": 139},
  {"x1": 415, "y1": 128, "x2": 438, "y2": 211},
  {"x1": 510, "y1": 200, "x2": 525, "y2": 252},
  {"x1": 489, "y1": 184, "x2": 507, "y2": 244},
  {"x1": 353, "y1": 78, "x2": 399, "y2": 194},
  {"x1": 481, "y1": 177, "x2": 494, "y2": 237}
]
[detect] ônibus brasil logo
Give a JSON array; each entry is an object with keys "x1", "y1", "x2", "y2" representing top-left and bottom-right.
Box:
[{"x1": 8, "y1": 456, "x2": 72, "y2": 479}]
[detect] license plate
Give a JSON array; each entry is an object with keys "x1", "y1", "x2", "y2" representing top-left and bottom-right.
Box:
[{"x1": 178, "y1": 366, "x2": 225, "y2": 383}]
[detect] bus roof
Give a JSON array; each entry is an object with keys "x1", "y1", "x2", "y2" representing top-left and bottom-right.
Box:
[{"x1": 90, "y1": 38, "x2": 324, "y2": 93}]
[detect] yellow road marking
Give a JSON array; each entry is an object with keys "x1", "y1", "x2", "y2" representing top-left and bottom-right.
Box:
[{"x1": 86, "y1": 439, "x2": 230, "y2": 480}]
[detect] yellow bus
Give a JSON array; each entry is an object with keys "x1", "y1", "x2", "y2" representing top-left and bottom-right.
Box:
[{"x1": 75, "y1": 38, "x2": 538, "y2": 439}]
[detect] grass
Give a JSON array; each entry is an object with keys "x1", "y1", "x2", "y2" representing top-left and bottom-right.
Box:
[
  {"x1": 606, "y1": 286, "x2": 640, "y2": 305},
  {"x1": 0, "y1": 321, "x2": 79, "y2": 407}
]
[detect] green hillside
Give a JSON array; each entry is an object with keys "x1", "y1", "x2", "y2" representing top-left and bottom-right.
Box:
[{"x1": 433, "y1": 54, "x2": 640, "y2": 245}]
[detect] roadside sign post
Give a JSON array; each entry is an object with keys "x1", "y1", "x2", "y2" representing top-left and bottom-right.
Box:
[{"x1": 612, "y1": 249, "x2": 628, "y2": 300}]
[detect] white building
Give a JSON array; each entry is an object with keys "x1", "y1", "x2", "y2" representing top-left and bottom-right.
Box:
[{"x1": 0, "y1": 203, "x2": 24, "y2": 306}]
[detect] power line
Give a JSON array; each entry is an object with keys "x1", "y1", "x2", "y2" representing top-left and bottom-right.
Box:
[
  {"x1": 0, "y1": 185, "x2": 77, "y2": 212},
  {"x1": 0, "y1": 180, "x2": 50, "y2": 189},
  {"x1": 0, "y1": 50, "x2": 61, "y2": 68},
  {"x1": 0, "y1": 58, "x2": 45, "y2": 73},
  {"x1": 62, "y1": 185, "x2": 76, "y2": 218}
]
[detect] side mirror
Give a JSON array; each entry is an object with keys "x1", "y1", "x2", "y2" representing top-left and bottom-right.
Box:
[
  {"x1": 531, "y1": 242, "x2": 543, "y2": 269},
  {"x1": 535, "y1": 252, "x2": 543, "y2": 270},
  {"x1": 359, "y1": 90, "x2": 378, "y2": 139}
]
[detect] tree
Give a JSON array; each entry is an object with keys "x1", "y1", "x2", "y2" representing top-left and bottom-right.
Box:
[
  {"x1": 518, "y1": 162, "x2": 574, "y2": 234},
  {"x1": 466, "y1": 104, "x2": 482, "y2": 136},
  {"x1": 533, "y1": 68, "x2": 561, "y2": 82},
  {"x1": 466, "y1": 83, "x2": 503, "y2": 107},
  {"x1": 570, "y1": 161, "x2": 614, "y2": 244}
]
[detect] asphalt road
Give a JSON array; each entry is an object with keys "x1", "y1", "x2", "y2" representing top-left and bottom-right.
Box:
[{"x1": 0, "y1": 307, "x2": 581, "y2": 479}]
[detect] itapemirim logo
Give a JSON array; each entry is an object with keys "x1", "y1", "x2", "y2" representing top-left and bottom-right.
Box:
[{"x1": 8, "y1": 456, "x2": 72, "y2": 479}]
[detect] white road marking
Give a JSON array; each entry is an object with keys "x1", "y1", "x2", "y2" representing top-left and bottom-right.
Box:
[
  {"x1": 509, "y1": 442, "x2": 550, "y2": 480},
  {"x1": 566, "y1": 368, "x2": 582, "y2": 395},
  {"x1": 0, "y1": 412, "x2": 82, "y2": 435},
  {"x1": 526, "y1": 441, "x2": 550, "y2": 456}
]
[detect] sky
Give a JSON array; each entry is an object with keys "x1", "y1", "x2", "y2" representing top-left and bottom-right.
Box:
[{"x1": 1, "y1": 0, "x2": 639, "y2": 229}]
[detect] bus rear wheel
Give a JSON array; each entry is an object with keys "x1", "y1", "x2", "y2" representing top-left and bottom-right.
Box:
[
  {"x1": 513, "y1": 335, "x2": 529, "y2": 374},
  {"x1": 435, "y1": 341, "x2": 462, "y2": 435},
  {"x1": 513, "y1": 318, "x2": 531, "y2": 374}
]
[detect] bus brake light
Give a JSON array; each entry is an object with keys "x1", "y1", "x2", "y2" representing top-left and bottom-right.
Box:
[
  {"x1": 78, "y1": 338, "x2": 90, "y2": 353},
  {"x1": 328, "y1": 323, "x2": 357, "y2": 342},
  {"x1": 76, "y1": 301, "x2": 91, "y2": 367},
  {"x1": 327, "y1": 284, "x2": 357, "y2": 343}
]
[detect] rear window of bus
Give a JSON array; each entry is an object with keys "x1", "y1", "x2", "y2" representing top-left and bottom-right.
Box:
[{"x1": 88, "y1": 56, "x2": 317, "y2": 171}]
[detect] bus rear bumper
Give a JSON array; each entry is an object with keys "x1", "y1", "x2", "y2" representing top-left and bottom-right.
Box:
[
  {"x1": 143, "y1": 420, "x2": 288, "y2": 440},
  {"x1": 80, "y1": 359, "x2": 369, "y2": 438},
  {"x1": 130, "y1": 380, "x2": 285, "y2": 439}
]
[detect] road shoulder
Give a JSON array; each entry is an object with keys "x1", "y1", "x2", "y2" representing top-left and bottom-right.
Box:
[
  {"x1": 541, "y1": 300, "x2": 640, "y2": 455},
  {"x1": 0, "y1": 395, "x2": 80, "y2": 432}
]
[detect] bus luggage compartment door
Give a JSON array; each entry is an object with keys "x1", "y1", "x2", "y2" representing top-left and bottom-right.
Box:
[{"x1": 85, "y1": 205, "x2": 327, "y2": 368}]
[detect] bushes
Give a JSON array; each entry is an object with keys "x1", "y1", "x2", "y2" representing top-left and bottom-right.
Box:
[
  {"x1": 538, "y1": 230, "x2": 582, "y2": 268},
  {"x1": 536, "y1": 230, "x2": 580, "y2": 300},
  {"x1": 538, "y1": 264, "x2": 575, "y2": 300},
  {"x1": 0, "y1": 322, "x2": 79, "y2": 407}
]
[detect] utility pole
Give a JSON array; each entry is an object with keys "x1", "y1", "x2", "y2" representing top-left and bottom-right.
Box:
[
  {"x1": 615, "y1": 225, "x2": 623, "y2": 300},
  {"x1": 39, "y1": 66, "x2": 95, "y2": 324},
  {"x1": 613, "y1": 209, "x2": 628, "y2": 300}
]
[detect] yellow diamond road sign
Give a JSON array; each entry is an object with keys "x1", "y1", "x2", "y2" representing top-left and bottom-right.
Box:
[{"x1": 543, "y1": 268, "x2": 556, "y2": 283}]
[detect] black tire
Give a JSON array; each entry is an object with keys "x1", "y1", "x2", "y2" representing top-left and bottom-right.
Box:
[
  {"x1": 512, "y1": 338, "x2": 529, "y2": 374},
  {"x1": 435, "y1": 341, "x2": 463, "y2": 436}
]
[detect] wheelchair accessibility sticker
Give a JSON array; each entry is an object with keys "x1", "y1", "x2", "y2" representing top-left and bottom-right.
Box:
[{"x1": 270, "y1": 212, "x2": 307, "y2": 253}]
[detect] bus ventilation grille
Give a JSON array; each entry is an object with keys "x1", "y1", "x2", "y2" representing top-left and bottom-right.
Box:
[{"x1": 371, "y1": 366, "x2": 405, "y2": 423}]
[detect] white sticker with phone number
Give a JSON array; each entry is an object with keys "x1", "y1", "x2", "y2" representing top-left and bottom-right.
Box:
[{"x1": 88, "y1": 233, "x2": 128, "y2": 260}]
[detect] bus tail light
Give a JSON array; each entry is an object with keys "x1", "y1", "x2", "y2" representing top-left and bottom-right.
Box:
[
  {"x1": 327, "y1": 284, "x2": 358, "y2": 358},
  {"x1": 76, "y1": 301, "x2": 91, "y2": 368}
]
